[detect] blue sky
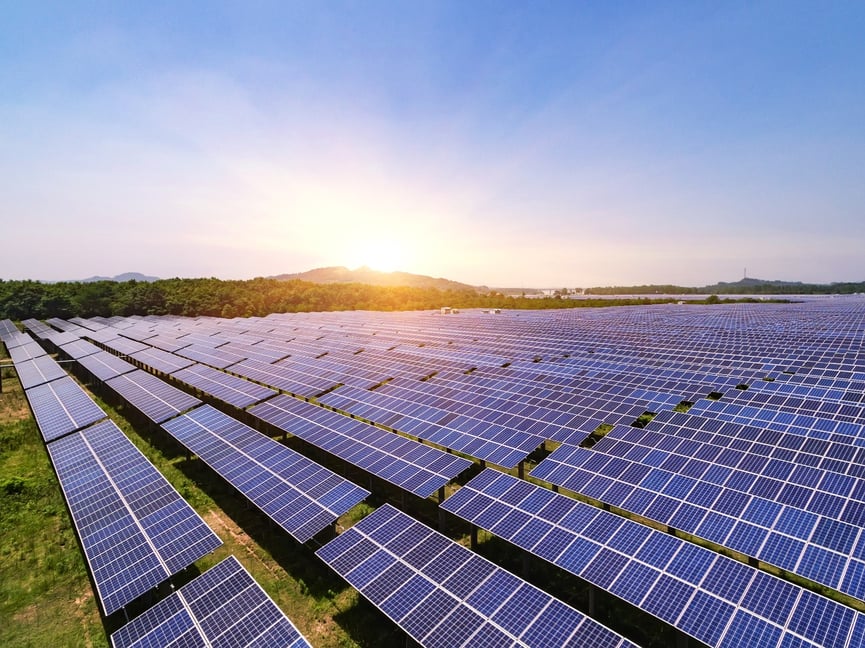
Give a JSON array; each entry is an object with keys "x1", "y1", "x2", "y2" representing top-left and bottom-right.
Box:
[{"x1": 2, "y1": 2, "x2": 863, "y2": 287}]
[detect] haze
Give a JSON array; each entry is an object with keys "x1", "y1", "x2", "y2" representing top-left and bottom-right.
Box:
[{"x1": 2, "y1": 2, "x2": 863, "y2": 287}]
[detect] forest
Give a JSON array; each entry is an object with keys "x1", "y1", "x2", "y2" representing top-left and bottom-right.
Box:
[{"x1": 0, "y1": 278, "x2": 682, "y2": 320}]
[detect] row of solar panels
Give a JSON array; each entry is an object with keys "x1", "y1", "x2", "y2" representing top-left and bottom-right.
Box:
[
  {"x1": 1, "y1": 324, "x2": 312, "y2": 647},
  {"x1": 32, "y1": 319, "x2": 653, "y2": 646}
]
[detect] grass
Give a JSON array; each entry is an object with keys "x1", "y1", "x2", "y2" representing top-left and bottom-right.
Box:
[
  {"x1": 0, "y1": 366, "x2": 106, "y2": 648},
  {"x1": 0, "y1": 355, "x2": 402, "y2": 647}
]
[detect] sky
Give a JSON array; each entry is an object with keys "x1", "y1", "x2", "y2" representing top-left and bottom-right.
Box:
[{"x1": 2, "y1": 2, "x2": 863, "y2": 288}]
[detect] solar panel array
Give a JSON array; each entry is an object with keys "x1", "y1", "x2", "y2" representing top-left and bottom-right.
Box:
[
  {"x1": 443, "y1": 468, "x2": 864, "y2": 648},
  {"x1": 171, "y1": 362, "x2": 277, "y2": 408},
  {"x1": 249, "y1": 394, "x2": 472, "y2": 499},
  {"x1": 531, "y1": 442, "x2": 865, "y2": 602},
  {"x1": 317, "y1": 504, "x2": 637, "y2": 648},
  {"x1": 104, "y1": 369, "x2": 202, "y2": 424},
  {"x1": 35, "y1": 300, "x2": 865, "y2": 642},
  {"x1": 319, "y1": 386, "x2": 544, "y2": 468},
  {"x1": 162, "y1": 405, "x2": 369, "y2": 542},
  {"x1": 77, "y1": 350, "x2": 138, "y2": 382},
  {"x1": 111, "y1": 556, "x2": 312, "y2": 648},
  {"x1": 47, "y1": 420, "x2": 222, "y2": 615}
]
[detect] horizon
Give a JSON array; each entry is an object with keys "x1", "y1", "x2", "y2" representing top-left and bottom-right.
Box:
[
  {"x1": 2, "y1": 3, "x2": 863, "y2": 286},
  {"x1": 14, "y1": 264, "x2": 865, "y2": 291}
]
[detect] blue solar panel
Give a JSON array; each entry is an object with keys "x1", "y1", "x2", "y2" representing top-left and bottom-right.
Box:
[
  {"x1": 104, "y1": 370, "x2": 202, "y2": 424},
  {"x1": 532, "y1": 443, "x2": 865, "y2": 603},
  {"x1": 318, "y1": 386, "x2": 543, "y2": 469},
  {"x1": 59, "y1": 338, "x2": 101, "y2": 360},
  {"x1": 111, "y1": 556, "x2": 311, "y2": 648},
  {"x1": 162, "y1": 405, "x2": 368, "y2": 542},
  {"x1": 130, "y1": 346, "x2": 196, "y2": 374},
  {"x1": 47, "y1": 420, "x2": 221, "y2": 615},
  {"x1": 24, "y1": 375, "x2": 107, "y2": 442},
  {"x1": 249, "y1": 395, "x2": 472, "y2": 499},
  {"x1": 7, "y1": 341, "x2": 47, "y2": 364},
  {"x1": 15, "y1": 354, "x2": 68, "y2": 389},
  {"x1": 442, "y1": 468, "x2": 865, "y2": 648},
  {"x1": 76, "y1": 350, "x2": 138, "y2": 382},
  {"x1": 231, "y1": 358, "x2": 340, "y2": 398},
  {"x1": 316, "y1": 504, "x2": 636, "y2": 647},
  {"x1": 171, "y1": 362, "x2": 277, "y2": 408}
]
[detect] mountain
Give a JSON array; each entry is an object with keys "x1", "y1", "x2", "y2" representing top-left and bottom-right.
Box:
[
  {"x1": 271, "y1": 266, "x2": 480, "y2": 292},
  {"x1": 78, "y1": 272, "x2": 160, "y2": 283}
]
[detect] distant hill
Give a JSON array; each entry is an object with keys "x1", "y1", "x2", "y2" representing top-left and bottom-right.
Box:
[
  {"x1": 271, "y1": 266, "x2": 480, "y2": 292},
  {"x1": 586, "y1": 276, "x2": 865, "y2": 295},
  {"x1": 78, "y1": 272, "x2": 160, "y2": 283}
]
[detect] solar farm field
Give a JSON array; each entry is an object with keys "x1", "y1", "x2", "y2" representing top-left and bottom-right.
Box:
[{"x1": 3, "y1": 298, "x2": 865, "y2": 647}]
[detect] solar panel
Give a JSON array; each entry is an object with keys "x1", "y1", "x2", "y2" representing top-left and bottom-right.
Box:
[
  {"x1": 7, "y1": 341, "x2": 47, "y2": 364},
  {"x1": 58, "y1": 338, "x2": 101, "y2": 360},
  {"x1": 110, "y1": 555, "x2": 312, "y2": 648},
  {"x1": 249, "y1": 395, "x2": 472, "y2": 499},
  {"x1": 129, "y1": 346, "x2": 196, "y2": 374},
  {"x1": 442, "y1": 468, "x2": 865, "y2": 648},
  {"x1": 14, "y1": 354, "x2": 68, "y2": 389},
  {"x1": 77, "y1": 350, "x2": 138, "y2": 382},
  {"x1": 0, "y1": 318, "x2": 18, "y2": 336},
  {"x1": 24, "y1": 375, "x2": 107, "y2": 442},
  {"x1": 162, "y1": 405, "x2": 369, "y2": 543},
  {"x1": 317, "y1": 386, "x2": 542, "y2": 469},
  {"x1": 230, "y1": 359, "x2": 340, "y2": 398},
  {"x1": 174, "y1": 344, "x2": 247, "y2": 369},
  {"x1": 171, "y1": 363, "x2": 277, "y2": 408},
  {"x1": 40, "y1": 330, "x2": 82, "y2": 347},
  {"x1": 102, "y1": 337, "x2": 150, "y2": 356},
  {"x1": 47, "y1": 420, "x2": 222, "y2": 615},
  {"x1": 316, "y1": 505, "x2": 637, "y2": 648},
  {"x1": 104, "y1": 370, "x2": 202, "y2": 424},
  {"x1": 531, "y1": 443, "x2": 865, "y2": 603}
]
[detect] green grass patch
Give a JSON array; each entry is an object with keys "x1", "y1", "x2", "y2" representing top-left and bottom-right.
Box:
[{"x1": 0, "y1": 378, "x2": 107, "y2": 648}]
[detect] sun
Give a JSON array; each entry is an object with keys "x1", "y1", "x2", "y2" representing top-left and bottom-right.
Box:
[{"x1": 347, "y1": 238, "x2": 412, "y2": 273}]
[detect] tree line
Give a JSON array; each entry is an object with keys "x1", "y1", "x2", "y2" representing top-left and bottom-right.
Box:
[
  {"x1": 585, "y1": 281, "x2": 865, "y2": 295},
  {"x1": 0, "y1": 278, "x2": 683, "y2": 320}
]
